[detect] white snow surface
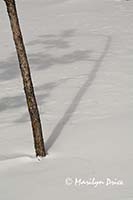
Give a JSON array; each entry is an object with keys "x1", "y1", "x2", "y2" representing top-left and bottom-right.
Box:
[{"x1": 0, "y1": 0, "x2": 133, "y2": 199}]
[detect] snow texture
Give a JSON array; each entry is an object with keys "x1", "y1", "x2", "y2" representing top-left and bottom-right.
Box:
[{"x1": 0, "y1": 0, "x2": 133, "y2": 199}]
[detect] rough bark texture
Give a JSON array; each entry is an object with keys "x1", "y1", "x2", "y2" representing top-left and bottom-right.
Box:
[{"x1": 4, "y1": 0, "x2": 46, "y2": 157}]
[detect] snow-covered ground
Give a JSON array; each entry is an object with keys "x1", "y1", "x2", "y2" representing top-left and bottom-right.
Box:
[{"x1": 0, "y1": 0, "x2": 133, "y2": 199}]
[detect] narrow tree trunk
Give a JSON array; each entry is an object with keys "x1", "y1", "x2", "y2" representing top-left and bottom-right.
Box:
[{"x1": 4, "y1": 0, "x2": 46, "y2": 157}]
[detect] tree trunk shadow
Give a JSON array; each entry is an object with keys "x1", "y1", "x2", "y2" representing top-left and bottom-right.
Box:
[{"x1": 46, "y1": 34, "x2": 112, "y2": 151}]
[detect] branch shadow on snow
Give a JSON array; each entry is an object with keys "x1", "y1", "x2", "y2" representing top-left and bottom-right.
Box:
[
  {"x1": 45, "y1": 35, "x2": 112, "y2": 151},
  {"x1": 0, "y1": 29, "x2": 76, "y2": 81},
  {"x1": 0, "y1": 80, "x2": 65, "y2": 123},
  {"x1": 0, "y1": 29, "x2": 111, "y2": 156},
  {"x1": 0, "y1": 29, "x2": 93, "y2": 124}
]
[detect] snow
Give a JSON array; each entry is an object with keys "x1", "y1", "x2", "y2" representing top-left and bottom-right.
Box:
[{"x1": 0, "y1": 0, "x2": 133, "y2": 199}]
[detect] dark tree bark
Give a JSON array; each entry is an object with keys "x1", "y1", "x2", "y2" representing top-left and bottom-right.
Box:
[{"x1": 4, "y1": 0, "x2": 46, "y2": 157}]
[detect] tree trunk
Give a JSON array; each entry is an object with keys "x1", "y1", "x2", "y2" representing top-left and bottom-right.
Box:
[{"x1": 4, "y1": 0, "x2": 46, "y2": 157}]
